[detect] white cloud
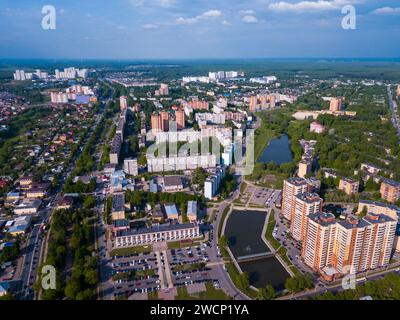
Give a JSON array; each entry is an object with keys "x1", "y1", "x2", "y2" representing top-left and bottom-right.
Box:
[
  {"x1": 373, "y1": 7, "x2": 400, "y2": 15},
  {"x1": 242, "y1": 15, "x2": 258, "y2": 23},
  {"x1": 268, "y1": 0, "x2": 362, "y2": 13},
  {"x1": 222, "y1": 20, "x2": 232, "y2": 26},
  {"x1": 142, "y1": 23, "x2": 159, "y2": 29},
  {"x1": 239, "y1": 10, "x2": 256, "y2": 16},
  {"x1": 129, "y1": 0, "x2": 175, "y2": 8},
  {"x1": 176, "y1": 9, "x2": 222, "y2": 25},
  {"x1": 200, "y1": 10, "x2": 222, "y2": 18}
]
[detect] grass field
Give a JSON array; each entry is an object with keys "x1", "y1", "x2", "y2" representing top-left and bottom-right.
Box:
[
  {"x1": 176, "y1": 283, "x2": 231, "y2": 300},
  {"x1": 110, "y1": 245, "x2": 152, "y2": 257}
]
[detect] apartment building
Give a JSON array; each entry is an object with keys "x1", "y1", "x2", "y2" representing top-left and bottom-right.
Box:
[
  {"x1": 290, "y1": 193, "x2": 323, "y2": 242},
  {"x1": 380, "y1": 178, "x2": 400, "y2": 203},
  {"x1": 338, "y1": 177, "x2": 359, "y2": 195},
  {"x1": 329, "y1": 98, "x2": 342, "y2": 112},
  {"x1": 281, "y1": 177, "x2": 312, "y2": 221},
  {"x1": 302, "y1": 212, "x2": 397, "y2": 281}
]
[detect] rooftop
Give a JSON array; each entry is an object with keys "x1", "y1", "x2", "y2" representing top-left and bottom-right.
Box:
[{"x1": 117, "y1": 222, "x2": 198, "y2": 237}]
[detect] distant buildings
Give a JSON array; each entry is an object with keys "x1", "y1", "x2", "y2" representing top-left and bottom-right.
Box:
[
  {"x1": 329, "y1": 98, "x2": 342, "y2": 112},
  {"x1": 338, "y1": 177, "x2": 359, "y2": 195},
  {"x1": 249, "y1": 76, "x2": 277, "y2": 84},
  {"x1": 310, "y1": 122, "x2": 326, "y2": 134},
  {"x1": 396, "y1": 85, "x2": 400, "y2": 97},
  {"x1": 120, "y1": 96, "x2": 128, "y2": 110},
  {"x1": 175, "y1": 109, "x2": 185, "y2": 130},
  {"x1": 151, "y1": 113, "x2": 162, "y2": 135},
  {"x1": 114, "y1": 223, "x2": 200, "y2": 247},
  {"x1": 157, "y1": 83, "x2": 169, "y2": 96},
  {"x1": 188, "y1": 100, "x2": 209, "y2": 110},
  {"x1": 302, "y1": 212, "x2": 396, "y2": 281},
  {"x1": 147, "y1": 154, "x2": 217, "y2": 173},
  {"x1": 357, "y1": 200, "x2": 400, "y2": 221},
  {"x1": 380, "y1": 179, "x2": 400, "y2": 203},
  {"x1": 248, "y1": 94, "x2": 279, "y2": 111},
  {"x1": 160, "y1": 111, "x2": 169, "y2": 132}
]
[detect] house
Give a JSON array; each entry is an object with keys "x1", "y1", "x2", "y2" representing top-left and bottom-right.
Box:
[
  {"x1": 111, "y1": 193, "x2": 125, "y2": 221},
  {"x1": 164, "y1": 203, "x2": 179, "y2": 220},
  {"x1": 25, "y1": 182, "x2": 51, "y2": 199},
  {"x1": 152, "y1": 204, "x2": 166, "y2": 222},
  {"x1": 187, "y1": 201, "x2": 198, "y2": 222},
  {"x1": 55, "y1": 196, "x2": 74, "y2": 210},
  {"x1": 7, "y1": 215, "x2": 32, "y2": 236},
  {"x1": 14, "y1": 199, "x2": 42, "y2": 215},
  {"x1": 19, "y1": 175, "x2": 33, "y2": 189},
  {"x1": 338, "y1": 177, "x2": 359, "y2": 195},
  {"x1": 112, "y1": 219, "x2": 130, "y2": 233},
  {"x1": 162, "y1": 176, "x2": 184, "y2": 192}
]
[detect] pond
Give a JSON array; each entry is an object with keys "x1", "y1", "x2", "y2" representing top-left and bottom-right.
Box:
[
  {"x1": 224, "y1": 210, "x2": 291, "y2": 291},
  {"x1": 258, "y1": 134, "x2": 293, "y2": 165}
]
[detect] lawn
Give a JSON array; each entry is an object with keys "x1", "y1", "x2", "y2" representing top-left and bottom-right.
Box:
[
  {"x1": 110, "y1": 245, "x2": 152, "y2": 257},
  {"x1": 167, "y1": 239, "x2": 203, "y2": 250},
  {"x1": 175, "y1": 283, "x2": 231, "y2": 300}
]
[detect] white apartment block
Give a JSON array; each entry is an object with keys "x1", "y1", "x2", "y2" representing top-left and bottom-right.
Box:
[
  {"x1": 114, "y1": 223, "x2": 200, "y2": 247},
  {"x1": 147, "y1": 154, "x2": 217, "y2": 173}
]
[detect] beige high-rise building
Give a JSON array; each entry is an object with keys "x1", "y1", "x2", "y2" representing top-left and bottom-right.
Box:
[
  {"x1": 160, "y1": 111, "x2": 169, "y2": 132},
  {"x1": 120, "y1": 96, "x2": 128, "y2": 111},
  {"x1": 175, "y1": 109, "x2": 185, "y2": 130},
  {"x1": 281, "y1": 178, "x2": 311, "y2": 222},
  {"x1": 302, "y1": 212, "x2": 337, "y2": 272},
  {"x1": 329, "y1": 98, "x2": 342, "y2": 112},
  {"x1": 291, "y1": 193, "x2": 322, "y2": 242},
  {"x1": 249, "y1": 96, "x2": 257, "y2": 111},
  {"x1": 302, "y1": 212, "x2": 397, "y2": 281},
  {"x1": 159, "y1": 83, "x2": 169, "y2": 95},
  {"x1": 151, "y1": 113, "x2": 162, "y2": 135},
  {"x1": 396, "y1": 85, "x2": 400, "y2": 97},
  {"x1": 380, "y1": 179, "x2": 400, "y2": 203}
]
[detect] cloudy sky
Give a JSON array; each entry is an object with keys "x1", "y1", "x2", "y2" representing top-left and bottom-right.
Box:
[{"x1": 0, "y1": 0, "x2": 399, "y2": 59}]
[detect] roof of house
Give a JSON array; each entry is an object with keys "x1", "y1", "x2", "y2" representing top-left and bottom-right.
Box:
[{"x1": 163, "y1": 176, "x2": 183, "y2": 187}]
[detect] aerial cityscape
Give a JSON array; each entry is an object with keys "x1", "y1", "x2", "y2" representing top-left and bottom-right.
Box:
[{"x1": 1, "y1": 0, "x2": 400, "y2": 308}]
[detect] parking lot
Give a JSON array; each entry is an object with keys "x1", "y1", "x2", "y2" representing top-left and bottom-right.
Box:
[{"x1": 108, "y1": 243, "x2": 221, "y2": 299}]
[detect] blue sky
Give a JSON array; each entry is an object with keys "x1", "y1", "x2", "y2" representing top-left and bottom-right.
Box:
[{"x1": 0, "y1": 0, "x2": 399, "y2": 59}]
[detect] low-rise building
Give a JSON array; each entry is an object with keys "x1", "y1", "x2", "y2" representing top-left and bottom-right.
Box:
[
  {"x1": 14, "y1": 199, "x2": 42, "y2": 215},
  {"x1": 164, "y1": 203, "x2": 179, "y2": 220},
  {"x1": 162, "y1": 176, "x2": 184, "y2": 192},
  {"x1": 111, "y1": 193, "x2": 125, "y2": 221},
  {"x1": 114, "y1": 223, "x2": 200, "y2": 248},
  {"x1": 338, "y1": 177, "x2": 359, "y2": 195},
  {"x1": 187, "y1": 201, "x2": 198, "y2": 222},
  {"x1": 380, "y1": 179, "x2": 400, "y2": 203}
]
